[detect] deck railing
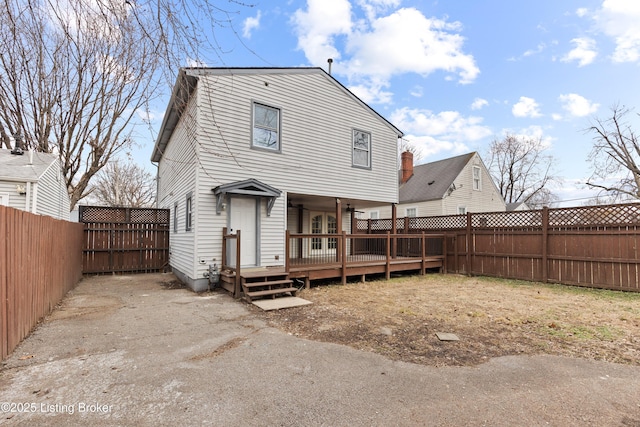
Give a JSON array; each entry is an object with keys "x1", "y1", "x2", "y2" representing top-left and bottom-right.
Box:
[{"x1": 286, "y1": 231, "x2": 446, "y2": 283}]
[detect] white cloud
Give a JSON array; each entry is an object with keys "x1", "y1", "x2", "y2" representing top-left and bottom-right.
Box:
[
  {"x1": 243, "y1": 11, "x2": 262, "y2": 38},
  {"x1": 512, "y1": 97, "x2": 542, "y2": 118},
  {"x1": 558, "y1": 93, "x2": 599, "y2": 117},
  {"x1": 291, "y1": 2, "x2": 479, "y2": 104},
  {"x1": 471, "y1": 98, "x2": 488, "y2": 110},
  {"x1": 291, "y1": 0, "x2": 353, "y2": 64},
  {"x1": 500, "y1": 125, "x2": 554, "y2": 149},
  {"x1": 593, "y1": 0, "x2": 640, "y2": 62},
  {"x1": 390, "y1": 107, "x2": 492, "y2": 157},
  {"x1": 561, "y1": 37, "x2": 597, "y2": 66},
  {"x1": 409, "y1": 85, "x2": 423, "y2": 98},
  {"x1": 345, "y1": 8, "x2": 479, "y2": 84},
  {"x1": 348, "y1": 82, "x2": 393, "y2": 104},
  {"x1": 576, "y1": 8, "x2": 589, "y2": 18}
]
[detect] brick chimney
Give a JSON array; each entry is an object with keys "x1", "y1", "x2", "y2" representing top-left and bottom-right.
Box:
[{"x1": 401, "y1": 151, "x2": 414, "y2": 183}]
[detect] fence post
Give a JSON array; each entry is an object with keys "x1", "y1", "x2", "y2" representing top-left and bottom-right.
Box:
[
  {"x1": 542, "y1": 207, "x2": 549, "y2": 283},
  {"x1": 420, "y1": 232, "x2": 426, "y2": 275},
  {"x1": 466, "y1": 212, "x2": 472, "y2": 276}
]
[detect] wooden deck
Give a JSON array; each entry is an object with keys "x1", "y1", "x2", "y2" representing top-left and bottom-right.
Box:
[{"x1": 220, "y1": 230, "x2": 446, "y2": 299}]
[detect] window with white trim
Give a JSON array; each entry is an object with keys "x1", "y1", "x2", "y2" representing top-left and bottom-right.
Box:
[
  {"x1": 458, "y1": 206, "x2": 467, "y2": 214},
  {"x1": 472, "y1": 166, "x2": 481, "y2": 191},
  {"x1": 185, "y1": 193, "x2": 193, "y2": 231},
  {"x1": 370, "y1": 211, "x2": 379, "y2": 220},
  {"x1": 252, "y1": 102, "x2": 280, "y2": 151},
  {"x1": 405, "y1": 207, "x2": 417, "y2": 217},
  {"x1": 352, "y1": 129, "x2": 371, "y2": 168},
  {"x1": 173, "y1": 202, "x2": 178, "y2": 232}
]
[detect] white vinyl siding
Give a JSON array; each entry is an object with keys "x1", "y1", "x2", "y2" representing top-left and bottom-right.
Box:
[
  {"x1": 35, "y1": 162, "x2": 70, "y2": 220},
  {"x1": 157, "y1": 90, "x2": 199, "y2": 280},
  {"x1": 195, "y1": 71, "x2": 399, "y2": 204}
]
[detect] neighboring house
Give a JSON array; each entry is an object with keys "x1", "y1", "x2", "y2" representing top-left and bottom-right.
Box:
[
  {"x1": 506, "y1": 201, "x2": 530, "y2": 211},
  {"x1": 362, "y1": 151, "x2": 505, "y2": 219},
  {"x1": 0, "y1": 148, "x2": 70, "y2": 220},
  {"x1": 152, "y1": 67, "x2": 403, "y2": 291}
]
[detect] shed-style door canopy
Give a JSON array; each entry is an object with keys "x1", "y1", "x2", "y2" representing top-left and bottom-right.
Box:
[{"x1": 212, "y1": 178, "x2": 282, "y2": 216}]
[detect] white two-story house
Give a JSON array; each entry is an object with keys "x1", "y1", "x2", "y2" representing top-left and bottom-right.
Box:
[{"x1": 152, "y1": 67, "x2": 403, "y2": 291}]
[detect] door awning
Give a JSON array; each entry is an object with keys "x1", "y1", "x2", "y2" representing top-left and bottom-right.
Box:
[{"x1": 212, "y1": 178, "x2": 282, "y2": 216}]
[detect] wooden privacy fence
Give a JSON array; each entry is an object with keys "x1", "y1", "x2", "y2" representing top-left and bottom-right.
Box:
[
  {"x1": 1, "y1": 206, "x2": 83, "y2": 361},
  {"x1": 357, "y1": 202, "x2": 640, "y2": 292},
  {"x1": 80, "y1": 206, "x2": 170, "y2": 274}
]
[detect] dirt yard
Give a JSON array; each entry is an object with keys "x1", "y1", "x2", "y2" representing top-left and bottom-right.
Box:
[{"x1": 257, "y1": 274, "x2": 640, "y2": 367}]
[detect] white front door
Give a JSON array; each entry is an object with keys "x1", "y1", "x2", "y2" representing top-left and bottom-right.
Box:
[
  {"x1": 310, "y1": 212, "x2": 337, "y2": 255},
  {"x1": 229, "y1": 197, "x2": 258, "y2": 267}
]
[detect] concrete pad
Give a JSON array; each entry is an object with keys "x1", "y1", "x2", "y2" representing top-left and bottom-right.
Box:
[
  {"x1": 436, "y1": 332, "x2": 460, "y2": 341},
  {"x1": 251, "y1": 296, "x2": 312, "y2": 311}
]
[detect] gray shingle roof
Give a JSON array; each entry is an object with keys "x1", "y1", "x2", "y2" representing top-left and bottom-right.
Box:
[
  {"x1": 0, "y1": 149, "x2": 59, "y2": 182},
  {"x1": 400, "y1": 152, "x2": 475, "y2": 203}
]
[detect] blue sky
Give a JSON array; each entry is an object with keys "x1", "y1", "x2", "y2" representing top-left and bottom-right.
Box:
[{"x1": 141, "y1": 0, "x2": 640, "y2": 206}]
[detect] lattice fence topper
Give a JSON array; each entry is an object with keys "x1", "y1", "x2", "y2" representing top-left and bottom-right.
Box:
[
  {"x1": 79, "y1": 206, "x2": 169, "y2": 224},
  {"x1": 549, "y1": 203, "x2": 640, "y2": 227},
  {"x1": 355, "y1": 202, "x2": 640, "y2": 232}
]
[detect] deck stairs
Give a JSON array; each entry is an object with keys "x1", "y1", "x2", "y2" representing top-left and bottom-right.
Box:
[
  {"x1": 219, "y1": 268, "x2": 299, "y2": 301},
  {"x1": 241, "y1": 269, "x2": 298, "y2": 302}
]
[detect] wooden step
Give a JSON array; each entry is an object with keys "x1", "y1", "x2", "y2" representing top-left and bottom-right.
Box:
[
  {"x1": 242, "y1": 279, "x2": 293, "y2": 288},
  {"x1": 245, "y1": 287, "x2": 298, "y2": 298}
]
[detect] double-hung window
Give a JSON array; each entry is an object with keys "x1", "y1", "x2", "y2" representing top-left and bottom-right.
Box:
[
  {"x1": 472, "y1": 166, "x2": 481, "y2": 191},
  {"x1": 352, "y1": 129, "x2": 371, "y2": 168},
  {"x1": 252, "y1": 102, "x2": 280, "y2": 151},
  {"x1": 173, "y1": 202, "x2": 178, "y2": 232},
  {"x1": 185, "y1": 193, "x2": 193, "y2": 231}
]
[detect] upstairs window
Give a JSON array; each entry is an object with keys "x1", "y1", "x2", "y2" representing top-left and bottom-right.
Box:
[
  {"x1": 473, "y1": 166, "x2": 481, "y2": 191},
  {"x1": 173, "y1": 202, "x2": 178, "y2": 232},
  {"x1": 252, "y1": 102, "x2": 280, "y2": 151},
  {"x1": 352, "y1": 129, "x2": 371, "y2": 168},
  {"x1": 185, "y1": 193, "x2": 193, "y2": 231}
]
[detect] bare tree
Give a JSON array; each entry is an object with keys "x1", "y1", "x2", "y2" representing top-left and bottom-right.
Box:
[
  {"x1": 398, "y1": 138, "x2": 423, "y2": 164},
  {"x1": 487, "y1": 134, "x2": 560, "y2": 209},
  {"x1": 0, "y1": 0, "x2": 251, "y2": 210},
  {"x1": 90, "y1": 160, "x2": 156, "y2": 208},
  {"x1": 586, "y1": 106, "x2": 640, "y2": 201}
]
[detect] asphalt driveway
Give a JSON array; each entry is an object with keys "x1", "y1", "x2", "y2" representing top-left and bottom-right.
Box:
[{"x1": 1, "y1": 273, "x2": 640, "y2": 426}]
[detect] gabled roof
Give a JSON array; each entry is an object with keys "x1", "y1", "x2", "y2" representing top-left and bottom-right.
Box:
[
  {"x1": 400, "y1": 152, "x2": 475, "y2": 203},
  {"x1": 151, "y1": 67, "x2": 403, "y2": 163},
  {"x1": 0, "y1": 149, "x2": 60, "y2": 183}
]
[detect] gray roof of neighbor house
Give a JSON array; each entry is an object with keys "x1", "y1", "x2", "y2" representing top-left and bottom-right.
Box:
[
  {"x1": 400, "y1": 152, "x2": 475, "y2": 203},
  {"x1": 506, "y1": 202, "x2": 529, "y2": 211},
  {"x1": 151, "y1": 67, "x2": 404, "y2": 163},
  {"x1": 0, "y1": 149, "x2": 59, "y2": 182}
]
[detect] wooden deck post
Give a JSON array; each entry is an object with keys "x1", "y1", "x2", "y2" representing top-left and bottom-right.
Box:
[
  {"x1": 341, "y1": 231, "x2": 347, "y2": 285},
  {"x1": 385, "y1": 232, "x2": 391, "y2": 280},
  {"x1": 234, "y1": 230, "x2": 241, "y2": 298},
  {"x1": 391, "y1": 203, "x2": 397, "y2": 259},
  {"x1": 285, "y1": 230, "x2": 290, "y2": 273}
]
